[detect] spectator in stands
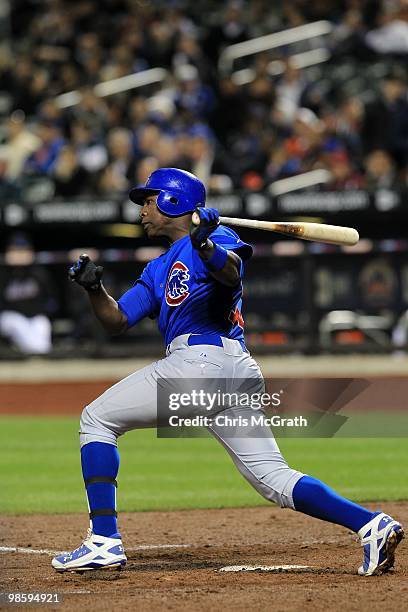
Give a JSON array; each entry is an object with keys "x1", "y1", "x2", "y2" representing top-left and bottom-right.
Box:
[
  {"x1": 134, "y1": 123, "x2": 162, "y2": 159},
  {"x1": 0, "y1": 233, "x2": 55, "y2": 355},
  {"x1": 335, "y1": 97, "x2": 364, "y2": 158},
  {"x1": 134, "y1": 156, "x2": 159, "y2": 186},
  {"x1": 172, "y1": 33, "x2": 212, "y2": 82},
  {"x1": 364, "y1": 149, "x2": 400, "y2": 191},
  {"x1": 29, "y1": 0, "x2": 74, "y2": 52},
  {"x1": 227, "y1": 117, "x2": 266, "y2": 182},
  {"x1": 155, "y1": 135, "x2": 179, "y2": 167},
  {"x1": 100, "y1": 44, "x2": 148, "y2": 82},
  {"x1": 97, "y1": 127, "x2": 135, "y2": 195},
  {"x1": 127, "y1": 96, "x2": 149, "y2": 133},
  {"x1": 187, "y1": 124, "x2": 233, "y2": 193},
  {"x1": 105, "y1": 97, "x2": 128, "y2": 131},
  {"x1": 0, "y1": 110, "x2": 41, "y2": 183},
  {"x1": 70, "y1": 120, "x2": 108, "y2": 176},
  {"x1": 172, "y1": 130, "x2": 196, "y2": 170},
  {"x1": 60, "y1": 63, "x2": 81, "y2": 93},
  {"x1": 7, "y1": 55, "x2": 34, "y2": 113},
  {"x1": 25, "y1": 118, "x2": 65, "y2": 176},
  {"x1": 365, "y1": 3, "x2": 408, "y2": 55},
  {"x1": 204, "y1": 1, "x2": 249, "y2": 63},
  {"x1": 70, "y1": 87, "x2": 109, "y2": 138},
  {"x1": 281, "y1": 4, "x2": 327, "y2": 54},
  {"x1": 331, "y1": 8, "x2": 370, "y2": 61},
  {"x1": 325, "y1": 150, "x2": 364, "y2": 190},
  {"x1": 269, "y1": 107, "x2": 323, "y2": 179},
  {"x1": 121, "y1": 17, "x2": 147, "y2": 67},
  {"x1": 212, "y1": 76, "x2": 249, "y2": 146},
  {"x1": 275, "y1": 61, "x2": 308, "y2": 122},
  {"x1": 146, "y1": 95, "x2": 176, "y2": 130},
  {"x1": 22, "y1": 67, "x2": 52, "y2": 116},
  {"x1": 245, "y1": 73, "x2": 276, "y2": 124},
  {"x1": 247, "y1": 1, "x2": 283, "y2": 36},
  {"x1": 38, "y1": 98, "x2": 65, "y2": 126},
  {"x1": 318, "y1": 101, "x2": 363, "y2": 169},
  {"x1": 362, "y1": 71, "x2": 408, "y2": 168},
  {"x1": 144, "y1": 13, "x2": 177, "y2": 68},
  {"x1": 53, "y1": 144, "x2": 89, "y2": 197},
  {"x1": 282, "y1": 3, "x2": 307, "y2": 30},
  {"x1": 75, "y1": 32, "x2": 103, "y2": 83},
  {"x1": 173, "y1": 64, "x2": 215, "y2": 120}
]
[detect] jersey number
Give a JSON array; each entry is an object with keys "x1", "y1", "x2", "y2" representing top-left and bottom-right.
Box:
[{"x1": 229, "y1": 306, "x2": 244, "y2": 329}]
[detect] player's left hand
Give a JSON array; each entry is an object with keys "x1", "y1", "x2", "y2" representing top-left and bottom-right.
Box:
[
  {"x1": 68, "y1": 253, "x2": 103, "y2": 292},
  {"x1": 190, "y1": 207, "x2": 220, "y2": 250}
]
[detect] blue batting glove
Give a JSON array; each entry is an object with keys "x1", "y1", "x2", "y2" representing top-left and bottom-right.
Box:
[{"x1": 190, "y1": 207, "x2": 220, "y2": 250}]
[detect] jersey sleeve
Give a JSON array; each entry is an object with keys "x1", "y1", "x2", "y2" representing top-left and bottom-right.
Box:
[
  {"x1": 117, "y1": 262, "x2": 158, "y2": 327},
  {"x1": 211, "y1": 226, "x2": 253, "y2": 261}
]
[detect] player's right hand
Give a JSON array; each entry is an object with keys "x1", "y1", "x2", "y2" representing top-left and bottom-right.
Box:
[
  {"x1": 190, "y1": 207, "x2": 220, "y2": 250},
  {"x1": 68, "y1": 254, "x2": 103, "y2": 292}
]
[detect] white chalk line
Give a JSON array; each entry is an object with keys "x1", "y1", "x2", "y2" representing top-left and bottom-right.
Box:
[
  {"x1": 219, "y1": 564, "x2": 310, "y2": 573},
  {"x1": 129, "y1": 544, "x2": 190, "y2": 551},
  {"x1": 0, "y1": 546, "x2": 59, "y2": 555},
  {"x1": 0, "y1": 536, "x2": 349, "y2": 558},
  {"x1": 0, "y1": 544, "x2": 191, "y2": 556}
]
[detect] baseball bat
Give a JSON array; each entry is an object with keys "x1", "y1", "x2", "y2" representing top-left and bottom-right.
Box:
[{"x1": 218, "y1": 217, "x2": 359, "y2": 246}]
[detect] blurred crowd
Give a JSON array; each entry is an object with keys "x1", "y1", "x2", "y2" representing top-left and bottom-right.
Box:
[
  {"x1": 1, "y1": 0, "x2": 408, "y2": 357},
  {"x1": 0, "y1": 0, "x2": 408, "y2": 202}
]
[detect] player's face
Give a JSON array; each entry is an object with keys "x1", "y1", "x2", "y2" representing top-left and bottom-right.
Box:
[{"x1": 140, "y1": 195, "x2": 169, "y2": 238}]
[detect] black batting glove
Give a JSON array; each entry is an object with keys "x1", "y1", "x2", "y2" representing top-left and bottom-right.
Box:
[
  {"x1": 68, "y1": 254, "x2": 103, "y2": 292},
  {"x1": 190, "y1": 207, "x2": 220, "y2": 250}
]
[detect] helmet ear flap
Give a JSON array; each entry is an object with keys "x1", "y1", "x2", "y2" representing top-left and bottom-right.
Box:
[{"x1": 156, "y1": 191, "x2": 186, "y2": 216}]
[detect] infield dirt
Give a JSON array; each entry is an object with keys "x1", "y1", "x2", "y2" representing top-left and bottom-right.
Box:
[{"x1": 1, "y1": 503, "x2": 407, "y2": 612}]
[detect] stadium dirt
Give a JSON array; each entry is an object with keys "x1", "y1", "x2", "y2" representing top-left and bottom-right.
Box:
[
  {"x1": 2, "y1": 354, "x2": 408, "y2": 415},
  {"x1": 1, "y1": 357, "x2": 407, "y2": 611},
  {"x1": 2, "y1": 376, "x2": 408, "y2": 415},
  {"x1": 1, "y1": 504, "x2": 407, "y2": 612}
]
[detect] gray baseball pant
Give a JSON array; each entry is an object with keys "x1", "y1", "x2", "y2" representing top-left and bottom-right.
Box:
[{"x1": 80, "y1": 335, "x2": 304, "y2": 509}]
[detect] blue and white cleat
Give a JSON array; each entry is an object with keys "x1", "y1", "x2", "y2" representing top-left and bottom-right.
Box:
[
  {"x1": 358, "y1": 512, "x2": 404, "y2": 576},
  {"x1": 52, "y1": 529, "x2": 127, "y2": 573}
]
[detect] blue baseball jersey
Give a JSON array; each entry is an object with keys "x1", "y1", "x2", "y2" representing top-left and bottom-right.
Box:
[{"x1": 118, "y1": 225, "x2": 253, "y2": 347}]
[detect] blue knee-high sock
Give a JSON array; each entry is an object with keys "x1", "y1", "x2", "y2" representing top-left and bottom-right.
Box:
[
  {"x1": 292, "y1": 475, "x2": 375, "y2": 533},
  {"x1": 81, "y1": 442, "x2": 120, "y2": 537}
]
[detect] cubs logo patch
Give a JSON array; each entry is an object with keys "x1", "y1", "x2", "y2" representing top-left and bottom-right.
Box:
[{"x1": 165, "y1": 260, "x2": 190, "y2": 306}]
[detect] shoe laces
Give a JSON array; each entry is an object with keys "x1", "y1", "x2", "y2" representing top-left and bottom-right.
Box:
[
  {"x1": 83, "y1": 527, "x2": 93, "y2": 543},
  {"x1": 65, "y1": 528, "x2": 93, "y2": 559}
]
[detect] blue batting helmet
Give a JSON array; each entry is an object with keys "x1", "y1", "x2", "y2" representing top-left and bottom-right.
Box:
[{"x1": 129, "y1": 168, "x2": 206, "y2": 217}]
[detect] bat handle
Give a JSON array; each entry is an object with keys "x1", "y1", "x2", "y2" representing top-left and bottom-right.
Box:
[{"x1": 191, "y1": 211, "x2": 200, "y2": 226}]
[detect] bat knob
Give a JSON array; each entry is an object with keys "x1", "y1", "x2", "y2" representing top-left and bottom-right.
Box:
[{"x1": 192, "y1": 211, "x2": 200, "y2": 226}]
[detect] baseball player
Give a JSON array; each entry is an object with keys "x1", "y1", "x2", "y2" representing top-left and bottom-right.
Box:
[{"x1": 52, "y1": 168, "x2": 403, "y2": 576}]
